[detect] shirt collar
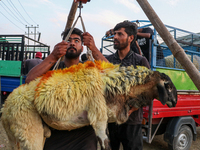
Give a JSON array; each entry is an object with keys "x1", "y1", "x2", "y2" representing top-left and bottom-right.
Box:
[{"x1": 114, "y1": 50, "x2": 134, "y2": 60}]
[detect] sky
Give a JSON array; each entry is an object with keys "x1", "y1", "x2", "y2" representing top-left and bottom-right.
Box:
[{"x1": 0, "y1": 0, "x2": 200, "y2": 54}]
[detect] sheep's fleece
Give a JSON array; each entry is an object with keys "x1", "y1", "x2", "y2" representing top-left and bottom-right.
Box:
[{"x1": 1, "y1": 60, "x2": 177, "y2": 150}]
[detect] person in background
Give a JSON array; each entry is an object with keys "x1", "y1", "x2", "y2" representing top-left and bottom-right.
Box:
[
  {"x1": 137, "y1": 27, "x2": 165, "y2": 66},
  {"x1": 81, "y1": 53, "x2": 88, "y2": 62},
  {"x1": 24, "y1": 52, "x2": 43, "y2": 74},
  {"x1": 106, "y1": 21, "x2": 150, "y2": 150}
]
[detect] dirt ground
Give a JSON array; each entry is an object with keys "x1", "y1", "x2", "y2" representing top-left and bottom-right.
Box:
[
  {"x1": 1, "y1": 118, "x2": 200, "y2": 150},
  {"x1": 0, "y1": 119, "x2": 11, "y2": 150}
]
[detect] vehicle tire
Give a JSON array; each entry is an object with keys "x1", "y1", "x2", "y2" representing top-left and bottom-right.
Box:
[{"x1": 168, "y1": 125, "x2": 193, "y2": 150}]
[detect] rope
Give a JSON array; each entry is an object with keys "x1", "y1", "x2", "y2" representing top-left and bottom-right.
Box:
[
  {"x1": 53, "y1": 15, "x2": 80, "y2": 70},
  {"x1": 53, "y1": 1, "x2": 94, "y2": 70},
  {"x1": 80, "y1": 15, "x2": 94, "y2": 62}
]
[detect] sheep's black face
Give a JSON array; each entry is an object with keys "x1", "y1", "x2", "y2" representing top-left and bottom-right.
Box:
[
  {"x1": 164, "y1": 79, "x2": 177, "y2": 107},
  {"x1": 157, "y1": 73, "x2": 177, "y2": 108}
]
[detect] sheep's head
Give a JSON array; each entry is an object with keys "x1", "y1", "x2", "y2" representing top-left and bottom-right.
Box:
[{"x1": 157, "y1": 73, "x2": 177, "y2": 108}]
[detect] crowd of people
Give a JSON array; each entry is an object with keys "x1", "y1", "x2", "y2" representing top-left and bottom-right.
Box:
[{"x1": 25, "y1": 20, "x2": 164, "y2": 150}]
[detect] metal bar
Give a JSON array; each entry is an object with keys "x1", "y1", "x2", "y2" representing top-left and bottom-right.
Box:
[
  {"x1": 149, "y1": 39, "x2": 153, "y2": 69},
  {"x1": 11, "y1": 44, "x2": 14, "y2": 60},
  {"x1": 149, "y1": 117, "x2": 164, "y2": 143},
  {"x1": 100, "y1": 38, "x2": 104, "y2": 53},
  {"x1": 147, "y1": 101, "x2": 153, "y2": 143},
  {"x1": 103, "y1": 47, "x2": 114, "y2": 54},
  {"x1": 154, "y1": 44, "x2": 200, "y2": 55},
  {"x1": 24, "y1": 36, "x2": 49, "y2": 47},
  {"x1": 20, "y1": 36, "x2": 25, "y2": 75},
  {"x1": 176, "y1": 40, "x2": 200, "y2": 48},
  {"x1": 0, "y1": 44, "x2": 2, "y2": 59},
  {"x1": 0, "y1": 75, "x2": 1, "y2": 109},
  {"x1": 48, "y1": 46, "x2": 50, "y2": 55},
  {"x1": 177, "y1": 90, "x2": 200, "y2": 94},
  {"x1": 0, "y1": 43, "x2": 22, "y2": 45},
  {"x1": 25, "y1": 45, "x2": 49, "y2": 47},
  {"x1": 15, "y1": 45, "x2": 19, "y2": 61},
  {"x1": 0, "y1": 35, "x2": 24, "y2": 37},
  {"x1": 20, "y1": 76, "x2": 22, "y2": 85},
  {"x1": 15, "y1": 44, "x2": 19, "y2": 60},
  {"x1": 6, "y1": 45, "x2": 9, "y2": 60}
]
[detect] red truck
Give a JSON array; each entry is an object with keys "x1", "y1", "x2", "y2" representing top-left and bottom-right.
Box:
[
  {"x1": 101, "y1": 20, "x2": 200, "y2": 150},
  {"x1": 143, "y1": 92, "x2": 200, "y2": 150}
]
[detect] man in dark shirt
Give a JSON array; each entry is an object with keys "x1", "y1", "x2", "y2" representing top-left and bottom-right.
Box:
[
  {"x1": 25, "y1": 28, "x2": 104, "y2": 150},
  {"x1": 137, "y1": 27, "x2": 165, "y2": 66},
  {"x1": 106, "y1": 21, "x2": 150, "y2": 150}
]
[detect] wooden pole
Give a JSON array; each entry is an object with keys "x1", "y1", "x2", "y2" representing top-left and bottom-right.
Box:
[
  {"x1": 136, "y1": 0, "x2": 200, "y2": 91},
  {"x1": 60, "y1": 1, "x2": 78, "y2": 61},
  {"x1": 64, "y1": 1, "x2": 79, "y2": 31}
]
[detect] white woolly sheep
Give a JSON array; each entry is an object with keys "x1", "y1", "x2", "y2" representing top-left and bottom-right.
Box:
[{"x1": 1, "y1": 61, "x2": 177, "y2": 150}]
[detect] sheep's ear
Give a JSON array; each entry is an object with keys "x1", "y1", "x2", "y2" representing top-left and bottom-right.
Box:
[{"x1": 157, "y1": 81, "x2": 168, "y2": 105}]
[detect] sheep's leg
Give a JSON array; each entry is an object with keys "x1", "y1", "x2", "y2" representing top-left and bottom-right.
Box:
[
  {"x1": 87, "y1": 97, "x2": 110, "y2": 149},
  {"x1": 5, "y1": 133, "x2": 18, "y2": 150},
  {"x1": 92, "y1": 121, "x2": 110, "y2": 150},
  {"x1": 17, "y1": 111, "x2": 44, "y2": 150},
  {"x1": 4, "y1": 111, "x2": 44, "y2": 150},
  {"x1": 43, "y1": 123, "x2": 51, "y2": 148}
]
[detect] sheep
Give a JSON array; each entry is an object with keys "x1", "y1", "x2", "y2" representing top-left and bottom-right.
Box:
[
  {"x1": 1, "y1": 60, "x2": 177, "y2": 150},
  {"x1": 165, "y1": 54, "x2": 200, "y2": 70}
]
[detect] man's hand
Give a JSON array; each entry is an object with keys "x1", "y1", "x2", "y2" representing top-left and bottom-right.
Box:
[
  {"x1": 82, "y1": 32, "x2": 97, "y2": 51},
  {"x1": 105, "y1": 29, "x2": 114, "y2": 37},
  {"x1": 128, "y1": 107, "x2": 139, "y2": 116},
  {"x1": 50, "y1": 41, "x2": 68, "y2": 61},
  {"x1": 82, "y1": 32, "x2": 108, "y2": 62}
]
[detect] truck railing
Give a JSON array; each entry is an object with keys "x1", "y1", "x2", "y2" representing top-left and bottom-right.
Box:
[
  {"x1": 0, "y1": 35, "x2": 50, "y2": 62},
  {"x1": 0, "y1": 34, "x2": 50, "y2": 109}
]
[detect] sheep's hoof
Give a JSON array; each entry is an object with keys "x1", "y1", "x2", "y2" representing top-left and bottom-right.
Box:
[
  {"x1": 97, "y1": 137, "x2": 111, "y2": 150},
  {"x1": 104, "y1": 138, "x2": 111, "y2": 150}
]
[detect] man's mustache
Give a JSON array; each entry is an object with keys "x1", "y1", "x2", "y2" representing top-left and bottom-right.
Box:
[
  {"x1": 114, "y1": 39, "x2": 119, "y2": 44},
  {"x1": 67, "y1": 47, "x2": 77, "y2": 51}
]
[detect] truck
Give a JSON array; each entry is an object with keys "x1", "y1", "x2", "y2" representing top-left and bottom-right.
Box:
[
  {"x1": 101, "y1": 20, "x2": 200, "y2": 150},
  {"x1": 0, "y1": 35, "x2": 50, "y2": 109}
]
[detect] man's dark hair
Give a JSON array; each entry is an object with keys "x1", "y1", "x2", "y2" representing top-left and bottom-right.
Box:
[
  {"x1": 81, "y1": 53, "x2": 87, "y2": 62},
  {"x1": 61, "y1": 28, "x2": 83, "y2": 42},
  {"x1": 114, "y1": 20, "x2": 138, "y2": 43}
]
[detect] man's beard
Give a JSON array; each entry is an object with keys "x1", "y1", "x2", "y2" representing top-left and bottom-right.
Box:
[
  {"x1": 114, "y1": 38, "x2": 129, "y2": 51},
  {"x1": 65, "y1": 46, "x2": 82, "y2": 59}
]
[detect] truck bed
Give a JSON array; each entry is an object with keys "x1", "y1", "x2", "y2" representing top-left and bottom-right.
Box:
[
  {"x1": 1, "y1": 76, "x2": 26, "y2": 92},
  {"x1": 143, "y1": 92, "x2": 200, "y2": 125}
]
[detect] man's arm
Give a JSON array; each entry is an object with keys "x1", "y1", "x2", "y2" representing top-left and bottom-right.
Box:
[
  {"x1": 137, "y1": 28, "x2": 153, "y2": 38},
  {"x1": 105, "y1": 29, "x2": 114, "y2": 37},
  {"x1": 135, "y1": 41, "x2": 142, "y2": 56},
  {"x1": 25, "y1": 41, "x2": 68, "y2": 83},
  {"x1": 137, "y1": 32, "x2": 151, "y2": 38},
  {"x1": 82, "y1": 32, "x2": 108, "y2": 62}
]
